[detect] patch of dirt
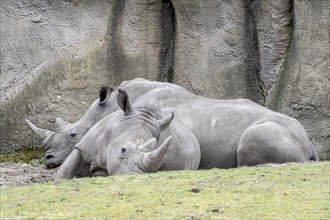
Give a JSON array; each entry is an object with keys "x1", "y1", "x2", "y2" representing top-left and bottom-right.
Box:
[{"x1": 0, "y1": 163, "x2": 58, "y2": 187}]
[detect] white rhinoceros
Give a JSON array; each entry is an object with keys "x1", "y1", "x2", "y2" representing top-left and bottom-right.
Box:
[
  {"x1": 54, "y1": 90, "x2": 201, "y2": 179},
  {"x1": 26, "y1": 86, "x2": 115, "y2": 170},
  {"x1": 118, "y1": 79, "x2": 318, "y2": 168},
  {"x1": 26, "y1": 81, "x2": 168, "y2": 170},
  {"x1": 27, "y1": 78, "x2": 318, "y2": 174}
]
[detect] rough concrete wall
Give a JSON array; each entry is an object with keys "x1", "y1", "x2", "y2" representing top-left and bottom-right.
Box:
[
  {"x1": 105, "y1": 0, "x2": 165, "y2": 84},
  {"x1": 251, "y1": 0, "x2": 293, "y2": 95},
  {"x1": 171, "y1": 0, "x2": 264, "y2": 102},
  {"x1": 266, "y1": 0, "x2": 330, "y2": 160},
  {"x1": 1, "y1": 0, "x2": 329, "y2": 159},
  {"x1": 0, "y1": 0, "x2": 112, "y2": 151},
  {"x1": 171, "y1": 1, "x2": 241, "y2": 98},
  {"x1": 0, "y1": 0, "x2": 112, "y2": 102}
]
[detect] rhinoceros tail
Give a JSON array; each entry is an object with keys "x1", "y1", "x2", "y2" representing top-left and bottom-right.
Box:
[{"x1": 310, "y1": 141, "x2": 319, "y2": 161}]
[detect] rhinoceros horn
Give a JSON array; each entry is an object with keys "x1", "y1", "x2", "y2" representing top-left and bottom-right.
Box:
[
  {"x1": 157, "y1": 112, "x2": 174, "y2": 130},
  {"x1": 138, "y1": 138, "x2": 157, "y2": 152},
  {"x1": 55, "y1": 117, "x2": 71, "y2": 130},
  {"x1": 142, "y1": 136, "x2": 172, "y2": 172},
  {"x1": 25, "y1": 119, "x2": 54, "y2": 145}
]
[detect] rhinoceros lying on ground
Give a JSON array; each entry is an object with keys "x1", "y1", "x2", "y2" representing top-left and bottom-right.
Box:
[
  {"x1": 118, "y1": 79, "x2": 318, "y2": 168},
  {"x1": 27, "y1": 78, "x2": 318, "y2": 172},
  {"x1": 26, "y1": 81, "x2": 166, "y2": 169},
  {"x1": 26, "y1": 79, "x2": 193, "y2": 169},
  {"x1": 26, "y1": 86, "x2": 115, "y2": 169},
  {"x1": 54, "y1": 90, "x2": 201, "y2": 179}
]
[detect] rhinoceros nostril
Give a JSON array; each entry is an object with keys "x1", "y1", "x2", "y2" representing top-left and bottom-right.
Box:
[{"x1": 45, "y1": 154, "x2": 54, "y2": 160}]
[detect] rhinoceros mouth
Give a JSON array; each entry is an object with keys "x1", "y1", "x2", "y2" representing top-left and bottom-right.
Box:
[
  {"x1": 45, "y1": 163, "x2": 61, "y2": 169},
  {"x1": 44, "y1": 158, "x2": 62, "y2": 169}
]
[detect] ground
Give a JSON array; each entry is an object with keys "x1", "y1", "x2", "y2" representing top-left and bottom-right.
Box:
[
  {"x1": 1, "y1": 162, "x2": 329, "y2": 219},
  {"x1": 0, "y1": 163, "x2": 57, "y2": 186}
]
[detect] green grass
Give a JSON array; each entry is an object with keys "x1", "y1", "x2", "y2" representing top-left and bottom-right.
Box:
[
  {"x1": 0, "y1": 148, "x2": 44, "y2": 164},
  {"x1": 1, "y1": 162, "x2": 329, "y2": 219}
]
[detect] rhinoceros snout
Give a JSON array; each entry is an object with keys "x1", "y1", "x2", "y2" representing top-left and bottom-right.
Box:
[
  {"x1": 45, "y1": 154, "x2": 54, "y2": 160},
  {"x1": 44, "y1": 154, "x2": 60, "y2": 168}
]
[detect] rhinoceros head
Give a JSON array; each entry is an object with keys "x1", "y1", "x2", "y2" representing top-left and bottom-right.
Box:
[
  {"x1": 26, "y1": 116, "x2": 87, "y2": 168},
  {"x1": 26, "y1": 86, "x2": 115, "y2": 168},
  {"x1": 106, "y1": 89, "x2": 174, "y2": 175}
]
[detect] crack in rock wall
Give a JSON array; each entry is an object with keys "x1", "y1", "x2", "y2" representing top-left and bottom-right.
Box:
[{"x1": 158, "y1": 0, "x2": 175, "y2": 82}]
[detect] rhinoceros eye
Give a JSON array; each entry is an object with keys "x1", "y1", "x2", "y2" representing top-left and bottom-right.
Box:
[
  {"x1": 119, "y1": 148, "x2": 128, "y2": 159},
  {"x1": 70, "y1": 133, "x2": 77, "y2": 138},
  {"x1": 67, "y1": 131, "x2": 78, "y2": 143}
]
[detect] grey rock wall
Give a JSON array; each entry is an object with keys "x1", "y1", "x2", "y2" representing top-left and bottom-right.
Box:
[
  {"x1": 172, "y1": 0, "x2": 261, "y2": 100},
  {"x1": 0, "y1": 0, "x2": 112, "y2": 150},
  {"x1": 267, "y1": 0, "x2": 330, "y2": 160},
  {"x1": 1, "y1": 0, "x2": 329, "y2": 159},
  {"x1": 1, "y1": 0, "x2": 112, "y2": 102}
]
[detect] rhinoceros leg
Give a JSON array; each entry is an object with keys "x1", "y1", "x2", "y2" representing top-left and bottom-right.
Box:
[
  {"x1": 54, "y1": 148, "x2": 83, "y2": 180},
  {"x1": 237, "y1": 121, "x2": 306, "y2": 166}
]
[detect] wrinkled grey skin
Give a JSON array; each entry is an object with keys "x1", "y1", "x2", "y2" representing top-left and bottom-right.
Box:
[
  {"x1": 118, "y1": 79, "x2": 318, "y2": 168},
  {"x1": 54, "y1": 90, "x2": 201, "y2": 179},
  {"x1": 28, "y1": 78, "x2": 318, "y2": 173},
  {"x1": 25, "y1": 78, "x2": 192, "y2": 171},
  {"x1": 26, "y1": 81, "x2": 161, "y2": 170},
  {"x1": 26, "y1": 86, "x2": 115, "y2": 170}
]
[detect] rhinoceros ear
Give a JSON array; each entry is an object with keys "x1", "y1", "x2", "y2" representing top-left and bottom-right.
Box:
[
  {"x1": 25, "y1": 119, "x2": 54, "y2": 145},
  {"x1": 157, "y1": 112, "x2": 174, "y2": 131},
  {"x1": 142, "y1": 136, "x2": 172, "y2": 172},
  {"x1": 117, "y1": 89, "x2": 134, "y2": 115},
  {"x1": 99, "y1": 86, "x2": 113, "y2": 105},
  {"x1": 55, "y1": 117, "x2": 71, "y2": 130}
]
